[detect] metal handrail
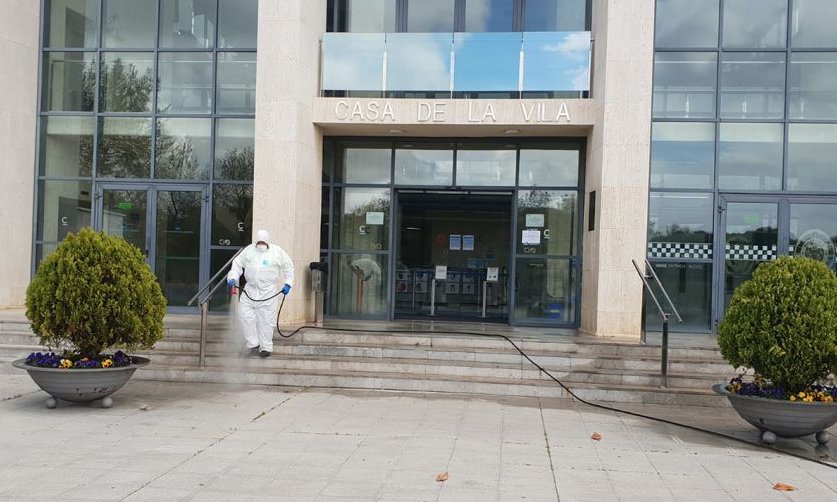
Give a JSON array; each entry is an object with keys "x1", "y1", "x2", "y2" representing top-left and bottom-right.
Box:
[
  {"x1": 632, "y1": 259, "x2": 682, "y2": 388},
  {"x1": 189, "y1": 248, "x2": 244, "y2": 368},
  {"x1": 187, "y1": 248, "x2": 244, "y2": 307}
]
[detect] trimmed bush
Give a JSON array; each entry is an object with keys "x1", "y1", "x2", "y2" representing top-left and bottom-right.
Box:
[
  {"x1": 718, "y1": 256, "x2": 837, "y2": 392},
  {"x1": 25, "y1": 228, "x2": 166, "y2": 359}
]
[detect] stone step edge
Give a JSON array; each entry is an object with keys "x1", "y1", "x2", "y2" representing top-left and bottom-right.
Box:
[
  {"x1": 140, "y1": 362, "x2": 722, "y2": 397},
  {"x1": 0, "y1": 345, "x2": 733, "y2": 382}
]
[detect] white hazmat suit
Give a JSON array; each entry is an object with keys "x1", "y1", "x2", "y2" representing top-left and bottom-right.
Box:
[{"x1": 227, "y1": 230, "x2": 294, "y2": 354}]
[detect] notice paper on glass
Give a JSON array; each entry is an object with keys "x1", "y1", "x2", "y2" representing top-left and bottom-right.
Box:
[
  {"x1": 366, "y1": 212, "x2": 384, "y2": 225},
  {"x1": 486, "y1": 267, "x2": 499, "y2": 282},
  {"x1": 435, "y1": 265, "x2": 448, "y2": 280},
  {"x1": 462, "y1": 235, "x2": 474, "y2": 251},
  {"x1": 525, "y1": 214, "x2": 545, "y2": 228},
  {"x1": 449, "y1": 234, "x2": 461, "y2": 250},
  {"x1": 522, "y1": 229, "x2": 541, "y2": 245}
]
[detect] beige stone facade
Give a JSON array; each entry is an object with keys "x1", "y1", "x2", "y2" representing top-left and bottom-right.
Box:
[{"x1": 0, "y1": 1, "x2": 655, "y2": 340}]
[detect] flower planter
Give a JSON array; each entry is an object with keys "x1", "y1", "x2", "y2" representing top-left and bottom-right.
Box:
[
  {"x1": 713, "y1": 383, "x2": 837, "y2": 445},
  {"x1": 12, "y1": 356, "x2": 149, "y2": 408}
]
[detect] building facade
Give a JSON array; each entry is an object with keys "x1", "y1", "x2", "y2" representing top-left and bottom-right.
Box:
[{"x1": 1, "y1": 1, "x2": 833, "y2": 339}]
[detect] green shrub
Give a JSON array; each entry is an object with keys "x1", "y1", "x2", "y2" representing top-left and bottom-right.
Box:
[
  {"x1": 718, "y1": 256, "x2": 837, "y2": 391},
  {"x1": 25, "y1": 228, "x2": 166, "y2": 359}
]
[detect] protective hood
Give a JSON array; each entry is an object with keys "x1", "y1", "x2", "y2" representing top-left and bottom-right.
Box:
[{"x1": 255, "y1": 229, "x2": 270, "y2": 244}]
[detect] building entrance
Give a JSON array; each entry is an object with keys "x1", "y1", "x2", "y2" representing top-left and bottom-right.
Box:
[
  {"x1": 94, "y1": 183, "x2": 208, "y2": 310},
  {"x1": 395, "y1": 190, "x2": 512, "y2": 321},
  {"x1": 715, "y1": 195, "x2": 837, "y2": 324}
]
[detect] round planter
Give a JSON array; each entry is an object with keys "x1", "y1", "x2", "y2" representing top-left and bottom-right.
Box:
[
  {"x1": 713, "y1": 383, "x2": 837, "y2": 444},
  {"x1": 12, "y1": 356, "x2": 149, "y2": 406}
]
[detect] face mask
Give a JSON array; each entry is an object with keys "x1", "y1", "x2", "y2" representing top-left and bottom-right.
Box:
[{"x1": 256, "y1": 244, "x2": 268, "y2": 252}]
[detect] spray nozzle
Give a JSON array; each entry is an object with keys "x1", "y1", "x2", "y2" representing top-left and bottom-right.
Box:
[{"x1": 230, "y1": 286, "x2": 238, "y2": 296}]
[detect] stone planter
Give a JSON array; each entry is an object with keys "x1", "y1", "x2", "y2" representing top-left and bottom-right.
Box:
[
  {"x1": 12, "y1": 356, "x2": 149, "y2": 408},
  {"x1": 713, "y1": 383, "x2": 837, "y2": 445}
]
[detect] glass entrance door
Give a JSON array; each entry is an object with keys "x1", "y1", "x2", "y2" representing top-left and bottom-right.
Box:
[
  {"x1": 395, "y1": 191, "x2": 512, "y2": 321},
  {"x1": 716, "y1": 195, "x2": 837, "y2": 323},
  {"x1": 95, "y1": 184, "x2": 208, "y2": 310}
]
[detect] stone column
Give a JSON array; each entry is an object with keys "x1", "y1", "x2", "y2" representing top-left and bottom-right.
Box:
[
  {"x1": 253, "y1": 0, "x2": 326, "y2": 323},
  {"x1": 0, "y1": 0, "x2": 39, "y2": 307},
  {"x1": 581, "y1": 0, "x2": 655, "y2": 339}
]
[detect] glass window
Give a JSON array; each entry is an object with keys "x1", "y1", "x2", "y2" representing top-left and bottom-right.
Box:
[
  {"x1": 44, "y1": 0, "x2": 99, "y2": 48},
  {"x1": 98, "y1": 117, "x2": 153, "y2": 178},
  {"x1": 722, "y1": 0, "x2": 787, "y2": 48},
  {"x1": 522, "y1": 32, "x2": 591, "y2": 93},
  {"x1": 515, "y1": 258, "x2": 577, "y2": 324},
  {"x1": 210, "y1": 248, "x2": 239, "y2": 311},
  {"x1": 524, "y1": 0, "x2": 587, "y2": 32},
  {"x1": 718, "y1": 123, "x2": 782, "y2": 191},
  {"x1": 212, "y1": 184, "x2": 253, "y2": 247},
  {"x1": 159, "y1": 0, "x2": 217, "y2": 48},
  {"x1": 655, "y1": 0, "x2": 719, "y2": 48},
  {"x1": 407, "y1": 0, "x2": 455, "y2": 32},
  {"x1": 791, "y1": 0, "x2": 837, "y2": 48},
  {"x1": 155, "y1": 118, "x2": 212, "y2": 179},
  {"x1": 652, "y1": 52, "x2": 717, "y2": 119},
  {"x1": 157, "y1": 52, "x2": 214, "y2": 114},
  {"x1": 103, "y1": 0, "x2": 157, "y2": 48},
  {"x1": 453, "y1": 33, "x2": 520, "y2": 93},
  {"x1": 321, "y1": 33, "x2": 385, "y2": 92},
  {"x1": 217, "y1": 52, "x2": 256, "y2": 114},
  {"x1": 456, "y1": 147, "x2": 516, "y2": 186},
  {"x1": 648, "y1": 192, "x2": 714, "y2": 245},
  {"x1": 465, "y1": 0, "x2": 514, "y2": 32},
  {"x1": 720, "y1": 52, "x2": 786, "y2": 119},
  {"x1": 322, "y1": 187, "x2": 330, "y2": 250},
  {"x1": 645, "y1": 262, "x2": 712, "y2": 332},
  {"x1": 219, "y1": 0, "x2": 258, "y2": 48},
  {"x1": 215, "y1": 119, "x2": 254, "y2": 181},
  {"x1": 650, "y1": 122, "x2": 715, "y2": 189},
  {"x1": 339, "y1": 147, "x2": 391, "y2": 184},
  {"x1": 789, "y1": 53, "x2": 837, "y2": 120},
  {"x1": 789, "y1": 204, "x2": 837, "y2": 271},
  {"x1": 787, "y1": 124, "x2": 837, "y2": 192},
  {"x1": 42, "y1": 52, "x2": 96, "y2": 112},
  {"x1": 345, "y1": 0, "x2": 397, "y2": 33},
  {"x1": 518, "y1": 148, "x2": 579, "y2": 187},
  {"x1": 386, "y1": 33, "x2": 452, "y2": 93},
  {"x1": 330, "y1": 253, "x2": 388, "y2": 317},
  {"x1": 517, "y1": 190, "x2": 578, "y2": 256},
  {"x1": 100, "y1": 52, "x2": 154, "y2": 113},
  {"x1": 39, "y1": 117, "x2": 95, "y2": 177},
  {"x1": 36, "y1": 244, "x2": 60, "y2": 268},
  {"x1": 334, "y1": 188, "x2": 391, "y2": 251},
  {"x1": 37, "y1": 180, "x2": 92, "y2": 242},
  {"x1": 395, "y1": 145, "x2": 454, "y2": 185}
]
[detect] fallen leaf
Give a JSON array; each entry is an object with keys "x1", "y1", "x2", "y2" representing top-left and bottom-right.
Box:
[
  {"x1": 773, "y1": 482, "x2": 796, "y2": 491},
  {"x1": 436, "y1": 472, "x2": 449, "y2": 482},
  {"x1": 591, "y1": 432, "x2": 602, "y2": 441},
  {"x1": 139, "y1": 404, "x2": 151, "y2": 411}
]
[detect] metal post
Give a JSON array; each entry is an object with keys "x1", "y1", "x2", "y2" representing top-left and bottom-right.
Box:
[
  {"x1": 199, "y1": 301, "x2": 208, "y2": 368},
  {"x1": 411, "y1": 270, "x2": 416, "y2": 309},
  {"x1": 640, "y1": 290, "x2": 647, "y2": 346},
  {"x1": 661, "y1": 318, "x2": 669, "y2": 388},
  {"x1": 481, "y1": 281, "x2": 488, "y2": 318},
  {"x1": 430, "y1": 278, "x2": 437, "y2": 316}
]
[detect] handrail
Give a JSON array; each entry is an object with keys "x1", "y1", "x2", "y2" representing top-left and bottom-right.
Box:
[
  {"x1": 187, "y1": 248, "x2": 244, "y2": 307},
  {"x1": 632, "y1": 259, "x2": 682, "y2": 388},
  {"x1": 189, "y1": 247, "x2": 244, "y2": 368}
]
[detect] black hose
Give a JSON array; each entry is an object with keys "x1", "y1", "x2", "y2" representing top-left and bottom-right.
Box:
[{"x1": 234, "y1": 290, "x2": 837, "y2": 471}]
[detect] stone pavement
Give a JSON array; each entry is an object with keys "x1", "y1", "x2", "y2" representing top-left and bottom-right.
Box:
[{"x1": 1, "y1": 376, "x2": 836, "y2": 501}]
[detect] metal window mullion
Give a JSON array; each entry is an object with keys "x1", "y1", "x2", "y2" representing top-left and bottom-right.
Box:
[
  {"x1": 782, "y1": 0, "x2": 793, "y2": 192},
  {"x1": 150, "y1": 0, "x2": 162, "y2": 180}
]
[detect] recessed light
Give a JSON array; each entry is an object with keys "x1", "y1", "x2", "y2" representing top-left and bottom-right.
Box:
[
  {"x1": 504, "y1": 129, "x2": 520, "y2": 135},
  {"x1": 389, "y1": 129, "x2": 404, "y2": 134}
]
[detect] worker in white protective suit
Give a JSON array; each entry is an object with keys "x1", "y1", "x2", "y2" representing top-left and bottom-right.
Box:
[{"x1": 227, "y1": 229, "x2": 294, "y2": 358}]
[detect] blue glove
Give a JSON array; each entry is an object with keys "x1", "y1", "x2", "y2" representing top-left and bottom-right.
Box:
[
  {"x1": 281, "y1": 283, "x2": 291, "y2": 295},
  {"x1": 227, "y1": 278, "x2": 236, "y2": 291}
]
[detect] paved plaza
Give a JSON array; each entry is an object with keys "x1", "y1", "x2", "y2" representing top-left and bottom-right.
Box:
[{"x1": 1, "y1": 375, "x2": 835, "y2": 501}]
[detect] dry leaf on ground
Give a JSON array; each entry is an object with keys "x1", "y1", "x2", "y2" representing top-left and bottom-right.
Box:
[
  {"x1": 436, "y1": 472, "x2": 449, "y2": 482},
  {"x1": 139, "y1": 404, "x2": 151, "y2": 411},
  {"x1": 773, "y1": 482, "x2": 796, "y2": 491},
  {"x1": 591, "y1": 432, "x2": 602, "y2": 441}
]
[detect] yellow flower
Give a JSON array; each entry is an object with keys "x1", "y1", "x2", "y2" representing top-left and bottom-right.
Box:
[
  {"x1": 798, "y1": 392, "x2": 807, "y2": 398},
  {"x1": 102, "y1": 359, "x2": 113, "y2": 368},
  {"x1": 59, "y1": 359, "x2": 72, "y2": 369},
  {"x1": 789, "y1": 395, "x2": 797, "y2": 401}
]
